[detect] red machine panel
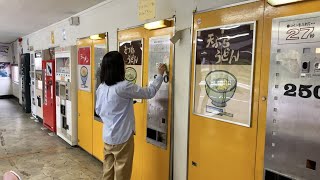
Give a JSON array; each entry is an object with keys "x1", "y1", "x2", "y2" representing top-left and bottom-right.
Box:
[{"x1": 42, "y1": 60, "x2": 56, "y2": 132}]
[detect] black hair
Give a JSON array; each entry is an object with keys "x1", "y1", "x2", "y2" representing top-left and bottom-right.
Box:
[{"x1": 100, "y1": 51, "x2": 125, "y2": 86}]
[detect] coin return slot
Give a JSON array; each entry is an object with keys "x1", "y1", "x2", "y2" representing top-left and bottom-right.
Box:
[
  {"x1": 265, "y1": 170, "x2": 292, "y2": 180},
  {"x1": 147, "y1": 128, "x2": 157, "y2": 141},
  {"x1": 306, "y1": 159, "x2": 316, "y2": 170}
]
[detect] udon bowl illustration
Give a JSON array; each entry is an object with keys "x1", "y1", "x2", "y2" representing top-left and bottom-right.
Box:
[
  {"x1": 205, "y1": 70, "x2": 237, "y2": 108},
  {"x1": 80, "y1": 66, "x2": 88, "y2": 87},
  {"x1": 125, "y1": 67, "x2": 137, "y2": 83}
]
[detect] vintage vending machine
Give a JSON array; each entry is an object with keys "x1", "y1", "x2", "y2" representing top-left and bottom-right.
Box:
[
  {"x1": 55, "y1": 46, "x2": 78, "y2": 145},
  {"x1": 42, "y1": 49, "x2": 56, "y2": 132},
  {"x1": 35, "y1": 51, "x2": 43, "y2": 121},
  {"x1": 21, "y1": 53, "x2": 31, "y2": 113},
  {"x1": 264, "y1": 12, "x2": 320, "y2": 180},
  {"x1": 29, "y1": 52, "x2": 36, "y2": 117}
]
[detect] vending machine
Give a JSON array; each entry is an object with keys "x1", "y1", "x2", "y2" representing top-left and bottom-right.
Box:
[
  {"x1": 29, "y1": 52, "x2": 36, "y2": 117},
  {"x1": 35, "y1": 51, "x2": 43, "y2": 121},
  {"x1": 55, "y1": 46, "x2": 78, "y2": 145},
  {"x1": 21, "y1": 53, "x2": 31, "y2": 113},
  {"x1": 42, "y1": 49, "x2": 56, "y2": 132}
]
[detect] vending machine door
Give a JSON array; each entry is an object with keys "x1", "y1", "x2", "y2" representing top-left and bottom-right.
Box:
[{"x1": 43, "y1": 60, "x2": 56, "y2": 132}]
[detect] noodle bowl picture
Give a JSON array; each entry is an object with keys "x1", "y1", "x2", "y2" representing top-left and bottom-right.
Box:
[
  {"x1": 205, "y1": 70, "x2": 237, "y2": 108},
  {"x1": 125, "y1": 67, "x2": 137, "y2": 84},
  {"x1": 80, "y1": 66, "x2": 88, "y2": 88}
]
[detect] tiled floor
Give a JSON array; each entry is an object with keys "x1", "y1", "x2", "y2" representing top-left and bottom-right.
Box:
[{"x1": 0, "y1": 98, "x2": 102, "y2": 179}]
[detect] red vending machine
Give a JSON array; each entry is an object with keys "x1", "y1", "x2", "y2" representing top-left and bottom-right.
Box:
[{"x1": 42, "y1": 49, "x2": 56, "y2": 132}]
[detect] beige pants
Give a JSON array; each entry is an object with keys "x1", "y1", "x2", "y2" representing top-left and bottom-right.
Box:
[{"x1": 103, "y1": 135, "x2": 134, "y2": 180}]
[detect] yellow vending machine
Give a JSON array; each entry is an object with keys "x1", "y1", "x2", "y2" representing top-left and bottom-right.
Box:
[
  {"x1": 188, "y1": 2, "x2": 264, "y2": 180},
  {"x1": 77, "y1": 34, "x2": 108, "y2": 159},
  {"x1": 55, "y1": 46, "x2": 78, "y2": 146},
  {"x1": 117, "y1": 19, "x2": 175, "y2": 180}
]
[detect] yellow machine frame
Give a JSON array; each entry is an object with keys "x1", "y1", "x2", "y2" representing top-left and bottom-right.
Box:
[
  {"x1": 77, "y1": 37, "x2": 107, "y2": 161},
  {"x1": 188, "y1": 0, "x2": 320, "y2": 180},
  {"x1": 117, "y1": 21, "x2": 174, "y2": 180}
]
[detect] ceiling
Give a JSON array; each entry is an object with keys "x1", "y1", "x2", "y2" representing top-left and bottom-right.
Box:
[{"x1": 0, "y1": 0, "x2": 106, "y2": 43}]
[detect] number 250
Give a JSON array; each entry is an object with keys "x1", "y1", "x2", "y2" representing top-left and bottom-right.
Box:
[{"x1": 284, "y1": 84, "x2": 320, "y2": 99}]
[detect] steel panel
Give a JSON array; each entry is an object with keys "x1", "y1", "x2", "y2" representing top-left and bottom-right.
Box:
[{"x1": 265, "y1": 12, "x2": 320, "y2": 180}]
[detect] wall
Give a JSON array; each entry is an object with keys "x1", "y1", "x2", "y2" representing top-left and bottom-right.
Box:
[
  {"x1": 16, "y1": 0, "x2": 251, "y2": 179},
  {"x1": 0, "y1": 43, "x2": 13, "y2": 96}
]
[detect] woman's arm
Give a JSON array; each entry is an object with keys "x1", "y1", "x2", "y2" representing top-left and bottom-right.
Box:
[{"x1": 118, "y1": 74, "x2": 164, "y2": 99}]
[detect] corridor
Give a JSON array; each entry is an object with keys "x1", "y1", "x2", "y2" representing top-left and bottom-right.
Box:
[{"x1": 0, "y1": 99, "x2": 102, "y2": 179}]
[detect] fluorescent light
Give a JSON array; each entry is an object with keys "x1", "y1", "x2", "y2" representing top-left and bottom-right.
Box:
[
  {"x1": 219, "y1": 33, "x2": 249, "y2": 40},
  {"x1": 144, "y1": 20, "x2": 171, "y2": 30},
  {"x1": 268, "y1": 0, "x2": 304, "y2": 6},
  {"x1": 90, "y1": 33, "x2": 106, "y2": 40},
  {"x1": 220, "y1": 25, "x2": 240, "y2": 30},
  {"x1": 197, "y1": 39, "x2": 203, "y2": 42}
]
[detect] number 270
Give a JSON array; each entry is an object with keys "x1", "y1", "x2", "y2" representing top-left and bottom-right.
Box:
[
  {"x1": 284, "y1": 84, "x2": 320, "y2": 99},
  {"x1": 286, "y1": 27, "x2": 314, "y2": 40}
]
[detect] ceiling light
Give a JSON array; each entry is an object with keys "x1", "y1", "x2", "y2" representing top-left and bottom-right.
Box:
[
  {"x1": 90, "y1": 33, "x2": 106, "y2": 40},
  {"x1": 144, "y1": 20, "x2": 172, "y2": 30},
  {"x1": 268, "y1": 0, "x2": 304, "y2": 6}
]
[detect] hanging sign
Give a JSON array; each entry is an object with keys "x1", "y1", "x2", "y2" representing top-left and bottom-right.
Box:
[
  {"x1": 78, "y1": 47, "x2": 91, "y2": 92},
  {"x1": 193, "y1": 22, "x2": 256, "y2": 127},
  {"x1": 119, "y1": 39, "x2": 143, "y2": 103},
  {"x1": 51, "y1": 31, "x2": 55, "y2": 44},
  {"x1": 138, "y1": 0, "x2": 156, "y2": 21}
]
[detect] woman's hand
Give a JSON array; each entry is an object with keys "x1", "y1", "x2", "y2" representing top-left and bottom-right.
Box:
[{"x1": 158, "y1": 63, "x2": 167, "y2": 76}]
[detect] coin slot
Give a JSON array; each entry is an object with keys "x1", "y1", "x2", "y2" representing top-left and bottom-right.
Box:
[{"x1": 306, "y1": 159, "x2": 316, "y2": 170}]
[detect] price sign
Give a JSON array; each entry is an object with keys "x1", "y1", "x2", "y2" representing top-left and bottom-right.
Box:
[{"x1": 278, "y1": 16, "x2": 320, "y2": 44}]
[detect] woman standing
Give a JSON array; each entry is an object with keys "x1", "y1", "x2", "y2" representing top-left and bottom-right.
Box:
[{"x1": 95, "y1": 51, "x2": 167, "y2": 180}]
